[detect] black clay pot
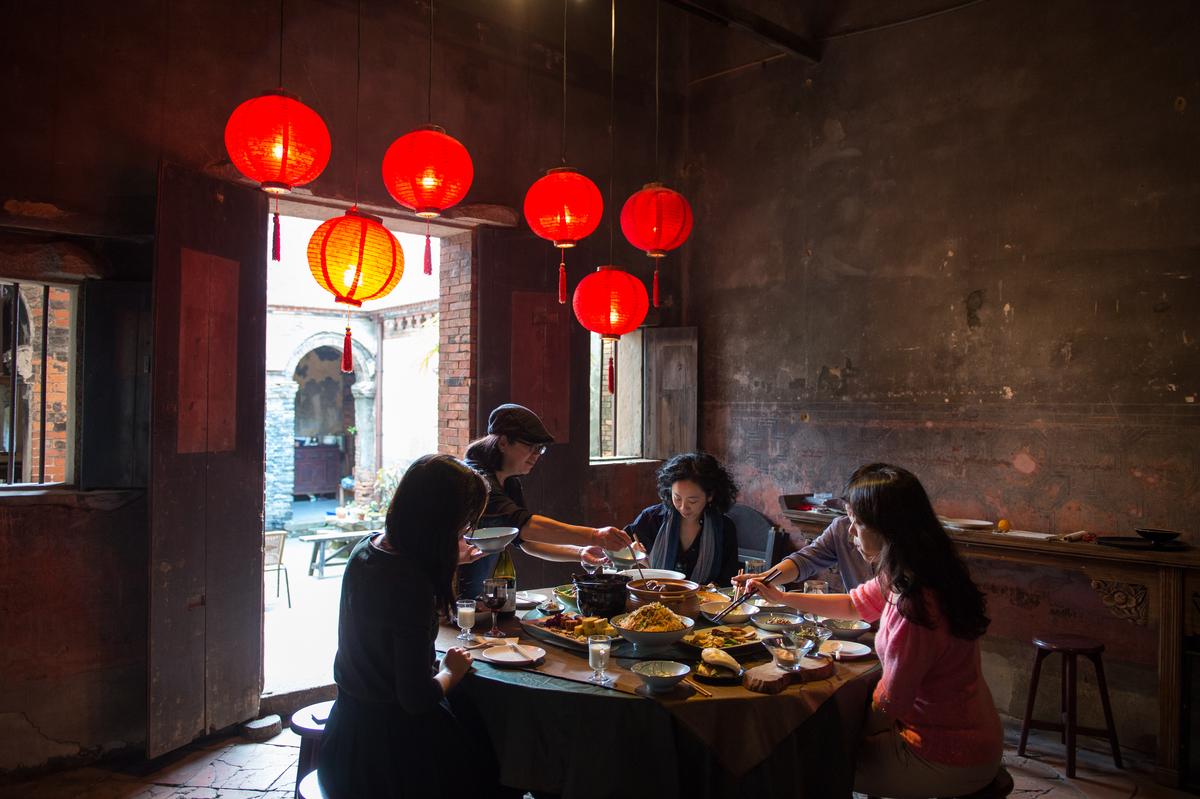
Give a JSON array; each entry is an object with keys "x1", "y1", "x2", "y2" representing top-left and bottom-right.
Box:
[{"x1": 572, "y1": 573, "x2": 630, "y2": 618}]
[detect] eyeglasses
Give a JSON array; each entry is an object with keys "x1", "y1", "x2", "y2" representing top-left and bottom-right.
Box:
[{"x1": 518, "y1": 440, "x2": 548, "y2": 456}]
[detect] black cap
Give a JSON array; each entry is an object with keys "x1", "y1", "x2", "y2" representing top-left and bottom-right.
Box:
[{"x1": 487, "y1": 403, "x2": 555, "y2": 445}]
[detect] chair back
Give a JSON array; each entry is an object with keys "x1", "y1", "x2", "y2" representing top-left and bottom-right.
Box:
[
  {"x1": 727, "y1": 503, "x2": 781, "y2": 566},
  {"x1": 264, "y1": 530, "x2": 287, "y2": 569}
]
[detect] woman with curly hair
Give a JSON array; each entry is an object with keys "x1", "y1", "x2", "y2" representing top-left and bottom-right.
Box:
[
  {"x1": 623, "y1": 452, "x2": 740, "y2": 585},
  {"x1": 744, "y1": 463, "x2": 1002, "y2": 798}
]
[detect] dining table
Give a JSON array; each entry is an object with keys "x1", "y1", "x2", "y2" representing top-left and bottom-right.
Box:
[{"x1": 435, "y1": 587, "x2": 881, "y2": 799}]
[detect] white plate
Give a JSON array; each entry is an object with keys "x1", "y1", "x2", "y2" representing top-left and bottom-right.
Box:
[
  {"x1": 618, "y1": 568, "x2": 685, "y2": 581},
  {"x1": 515, "y1": 591, "x2": 547, "y2": 609},
  {"x1": 941, "y1": 518, "x2": 994, "y2": 530},
  {"x1": 820, "y1": 640, "x2": 872, "y2": 659},
  {"x1": 479, "y1": 644, "x2": 546, "y2": 666}
]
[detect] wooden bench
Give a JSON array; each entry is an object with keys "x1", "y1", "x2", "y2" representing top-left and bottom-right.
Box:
[{"x1": 299, "y1": 530, "x2": 374, "y2": 578}]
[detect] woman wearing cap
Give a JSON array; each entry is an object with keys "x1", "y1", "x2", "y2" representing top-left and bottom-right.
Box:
[
  {"x1": 623, "y1": 452, "x2": 741, "y2": 586},
  {"x1": 458, "y1": 403, "x2": 633, "y2": 599}
]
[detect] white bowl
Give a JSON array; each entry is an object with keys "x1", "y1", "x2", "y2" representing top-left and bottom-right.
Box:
[
  {"x1": 699, "y1": 600, "x2": 761, "y2": 625},
  {"x1": 631, "y1": 660, "x2": 691, "y2": 693},
  {"x1": 611, "y1": 613, "x2": 695, "y2": 650},
  {"x1": 464, "y1": 526, "x2": 520, "y2": 554},
  {"x1": 746, "y1": 595, "x2": 793, "y2": 614},
  {"x1": 753, "y1": 612, "x2": 807, "y2": 633},
  {"x1": 618, "y1": 568, "x2": 686, "y2": 581},
  {"x1": 606, "y1": 546, "x2": 649, "y2": 569},
  {"x1": 818, "y1": 617, "x2": 872, "y2": 640}
]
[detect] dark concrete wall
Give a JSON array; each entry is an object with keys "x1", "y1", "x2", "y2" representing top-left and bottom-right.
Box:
[{"x1": 684, "y1": 0, "x2": 1200, "y2": 753}]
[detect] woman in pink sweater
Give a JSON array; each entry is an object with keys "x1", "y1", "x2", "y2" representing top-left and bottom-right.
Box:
[{"x1": 746, "y1": 463, "x2": 1003, "y2": 798}]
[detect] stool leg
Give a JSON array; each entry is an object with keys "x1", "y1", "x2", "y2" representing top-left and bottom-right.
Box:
[
  {"x1": 1060, "y1": 653, "x2": 1068, "y2": 744},
  {"x1": 1018, "y1": 649, "x2": 1049, "y2": 756},
  {"x1": 295, "y1": 738, "x2": 314, "y2": 799},
  {"x1": 1065, "y1": 653, "x2": 1078, "y2": 778},
  {"x1": 1090, "y1": 653, "x2": 1123, "y2": 769}
]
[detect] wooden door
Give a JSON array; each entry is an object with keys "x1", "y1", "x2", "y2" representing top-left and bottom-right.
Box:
[
  {"x1": 643, "y1": 327, "x2": 698, "y2": 460},
  {"x1": 147, "y1": 162, "x2": 267, "y2": 757}
]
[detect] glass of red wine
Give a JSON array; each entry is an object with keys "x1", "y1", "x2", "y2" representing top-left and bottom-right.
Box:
[{"x1": 482, "y1": 578, "x2": 508, "y2": 638}]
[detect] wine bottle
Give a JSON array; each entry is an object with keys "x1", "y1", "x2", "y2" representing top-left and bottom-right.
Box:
[{"x1": 492, "y1": 546, "x2": 517, "y2": 615}]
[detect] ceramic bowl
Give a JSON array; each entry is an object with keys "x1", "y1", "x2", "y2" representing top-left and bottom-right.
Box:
[
  {"x1": 618, "y1": 568, "x2": 686, "y2": 581},
  {"x1": 611, "y1": 613, "x2": 695, "y2": 650},
  {"x1": 819, "y1": 618, "x2": 872, "y2": 640},
  {"x1": 699, "y1": 599, "x2": 761, "y2": 625},
  {"x1": 463, "y1": 527, "x2": 519, "y2": 554},
  {"x1": 631, "y1": 660, "x2": 691, "y2": 693},
  {"x1": 752, "y1": 612, "x2": 807, "y2": 633}
]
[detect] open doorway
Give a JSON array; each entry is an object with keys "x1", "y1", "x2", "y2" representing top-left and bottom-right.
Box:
[{"x1": 262, "y1": 210, "x2": 441, "y2": 697}]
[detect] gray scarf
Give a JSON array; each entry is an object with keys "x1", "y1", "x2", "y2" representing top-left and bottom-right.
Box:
[{"x1": 649, "y1": 506, "x2": 723, "y2": 584}]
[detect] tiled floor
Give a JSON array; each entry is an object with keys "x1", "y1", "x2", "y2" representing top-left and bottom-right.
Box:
[{"x1": 2, "y1": 724, "x2": 1195, "y2": 798}]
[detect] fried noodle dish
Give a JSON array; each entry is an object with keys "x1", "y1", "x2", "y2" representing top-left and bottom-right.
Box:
[{"x1": 618, "y1": 602, "x2": 685, "y2": 632}]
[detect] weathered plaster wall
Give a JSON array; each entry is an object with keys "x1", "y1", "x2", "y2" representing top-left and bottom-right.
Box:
[{"x1": 685, "y1": 0, "x2": 1200, "y2": 754}]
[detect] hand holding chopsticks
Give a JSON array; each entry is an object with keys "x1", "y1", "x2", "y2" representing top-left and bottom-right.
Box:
[{"x1": 712, "y1": 567, "x2": 781, "y2": 623}]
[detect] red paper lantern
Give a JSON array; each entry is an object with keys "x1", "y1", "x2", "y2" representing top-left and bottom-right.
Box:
[
  {"x1": 620, "y1": 182, "x2": 693, "y2": 257},
  {"x1": 573, "y1": 266, "x2": 649, "y2": 394},
  {"x1": 307, "y1": 208, "x2": 405, "y2": 373},
  {"x1": 381, "y1": 126, "x2": 474, "y2": 217},
  {"x1": 524, "y1": 167, "x2": 604, "y2": 248},
  {"x1": 224, "y1": 90, "x2": 331, "y2": 193}
]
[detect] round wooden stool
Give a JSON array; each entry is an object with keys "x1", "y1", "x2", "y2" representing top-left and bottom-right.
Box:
[
  {"x1": 1017, "y1": 635, "x2": 1121, "y2": 777},
  {"x1": 296, "y1": 770, "x2": 328, "y2": 799},
  {"x1": 945, "y1": 766, "x2": 1014, "y2": 798},
  {"x1": 290, "y1": 700, "x2": 334, "y2": 798}
]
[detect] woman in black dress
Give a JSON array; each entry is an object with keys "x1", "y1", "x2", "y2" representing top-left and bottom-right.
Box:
[
  {"x1": 318, "y1": 454, "x2": 491, "y2": 798},
  {"x1": 625, "y1": 452, "x2": 741, "y2": 585}
]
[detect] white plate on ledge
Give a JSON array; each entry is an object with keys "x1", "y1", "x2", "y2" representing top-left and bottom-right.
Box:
[{"x1": 941, "y1": 518, "x2": 995, "y2": 530}]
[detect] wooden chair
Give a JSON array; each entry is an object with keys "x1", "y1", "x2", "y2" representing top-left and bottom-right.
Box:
[
  {"x1": 727, "y1": 503, "x2": 783, "y2": 568},
  {"x1": 264, "y1": 530, "x2": 291, "y2": 608},
  {"x1": 1017, "y1": 634, "x2": 1121, "y2": 778}
]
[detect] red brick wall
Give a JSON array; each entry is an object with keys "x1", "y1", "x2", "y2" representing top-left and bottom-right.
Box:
[
  {"x1": 20, "y1": 285, "x2": 72, "y2": 484},
  {"x1": 437, "y1": 232, "x2": 476, "y2": 454}
]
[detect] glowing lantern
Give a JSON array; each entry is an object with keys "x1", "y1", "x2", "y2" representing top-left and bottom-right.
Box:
[
  {"x1": 620, "y1": 182, "x2": 693, "y2": 308},
  {"x1": 524, "y1": 167, "x2": 604, "y2": 304},
  {"x1": 382, "y1": 125, "x2": 474, "y2": 275},
  {"x1": 572, "y1": 266, "x2": 649, "y2": 394},
  {"x1": 307, "y1": 208, "x2": 404, "y2": 372},
  {"x1": 225, "y1": 90, "x2": 331, "y2": 261}
]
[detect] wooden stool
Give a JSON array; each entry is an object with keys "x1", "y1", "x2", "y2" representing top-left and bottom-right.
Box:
[
  {"x1": 946, "y1": 766, "x2": 1014, "y2": 798},
  {"x1": 297, "y1": 770, "x2": 328, "y2": 799},
  {"x1": 1017, "y1": 635, "x2": 1122, "y2": 777},
  {"x1": 290, "y1": 700, "x2": 333, "y2": 798}
]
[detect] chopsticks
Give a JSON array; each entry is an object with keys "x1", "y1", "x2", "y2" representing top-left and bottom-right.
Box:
[
  {"x1": 683, "y1": 677, "x2": 713, "y2": 697},
  {"x1": 712, "y1": 567, "x2": 781, "y2": 623},
  {"x1": 628, "y1": 532, "x2": 645, "y2": 581}
]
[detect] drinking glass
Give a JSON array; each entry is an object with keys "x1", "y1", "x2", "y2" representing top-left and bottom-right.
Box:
[
  {"x1": 482, "y1": 578, "x2": 508, "y2": 638},
  {"x1": 455, "y1": 599, "x2": 476, "y2": 642},
  {"x1": 803, "y1": 580, "x2": 828, "y2": 594},
  {"x1": 580, "y1": 548, "x2": 611, "y2": 576},
  {"x1": 587, "y1": 635, "x2": 612, "y2": 684}
]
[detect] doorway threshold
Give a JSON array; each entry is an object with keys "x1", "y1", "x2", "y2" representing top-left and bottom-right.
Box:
[{"x1": 261, "y1": 683, "x2": 336, "y2": 721}]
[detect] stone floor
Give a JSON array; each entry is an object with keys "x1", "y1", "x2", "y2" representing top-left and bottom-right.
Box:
[{"x1": 1, "y1": 724, "x2": 1195, "y2": 798}]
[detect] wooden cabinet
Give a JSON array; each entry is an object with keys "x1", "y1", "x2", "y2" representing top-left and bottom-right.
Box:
[{"x1": 293, "y1": 445, "x2": 341, "y2": 496}]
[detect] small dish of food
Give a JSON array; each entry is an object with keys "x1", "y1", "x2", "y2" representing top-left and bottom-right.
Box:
[
  {"x1": 746, "y1": 595, "x2": 792, "y2": 614},
  {"x1": 611, "y1": 603, "x2": 694, "y2": 650},
  {"x1": 699, "y1": 600, "x2": 761, "y2": 625},
  {"x1": 693, "y1": 647, "x2": 745, "y2": 684},
  {"x1": 681, "y1": 625, "x2": 761, "y2": 652},
  {"x1": 818, "y1": 617, "x2": 872, "y2": 640},
  {"x1": 752, "y1": 612, "x2": 807, "y2": 633},
  {"x1": 760, "y1": 635, "x2": 813, "y2": 671},
  {"x1": 631, "y1": 660, "x2": 691, "y2": 694}
]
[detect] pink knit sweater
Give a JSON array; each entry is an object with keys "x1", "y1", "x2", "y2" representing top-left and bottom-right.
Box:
[{"x1": 850, "y1": 577, "x2": 1003, "y2": 767}]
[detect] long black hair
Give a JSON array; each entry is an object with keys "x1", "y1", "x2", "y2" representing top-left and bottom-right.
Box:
[
  {"x1": 845, "y1": 463, "x2": 990, "y2": 640},
  {"x1": 385, "y1": 454, "x2": 487, "y2": 612},
  {"x1": 655, "y1": 452, "x2": 739, "y2": 514},
  {"x1": 464, "y1": 434, "x2": 503, "y2": 473}
]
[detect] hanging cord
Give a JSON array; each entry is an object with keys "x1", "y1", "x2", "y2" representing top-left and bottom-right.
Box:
[
  {"x1": 560, "y1": 0, "x2": 568, "y2": 165},
  {"x1": 277, "y1": 0, "x2": 285, "y2": 87},
  {"x1": 607, "y1": 0, "x2": 615, "y2": 265},
  {"x1": 353, "y1": 0, "x2": 362, "y2": 205},
  {"x1": 654, "y1": 0, "x2": 660, "y2": 181},
  {"x1": 271, "y1": 0, "x2": 285, "y2": 261},
  {"x1": 427, "y1": 0, "x2": 434, "y2": 122}
]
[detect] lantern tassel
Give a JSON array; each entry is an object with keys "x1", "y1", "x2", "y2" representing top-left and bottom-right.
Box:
[
  {"x1": 558, "y1": 255, "x2": 567, "y2": 305},
  {"x1": 271, "y1": 211, "x2": 281, "y2": 262},
  {"x1": 652, "y1": 267, "x2": 660, "y2": 308},
  {"x1": 607, "y1": 354, "x2": 615, "y2": 395},
  {"x1": 341, "y1": 326, "x2": 354, "y2": 374},
  {"x1": 423, "y1": 232, "x2": 433, "y2": 276}
]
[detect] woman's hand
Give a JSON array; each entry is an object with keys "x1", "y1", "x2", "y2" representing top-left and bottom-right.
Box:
[
  {"x1": 579, "y1": 546, "x2": 611, "y2": 569},
  {"x1": 457, "y1": 537, "x2": 484, "y2": 565},
  {"x1": 443, "y1": 647, "x2": 474, "y2": 681},
  {"x1": 591, "y1": 526, "x2": 633, "y2": 551},
  {"x1": 745, "y1": 578, "x2": 789, "y2": 604}
]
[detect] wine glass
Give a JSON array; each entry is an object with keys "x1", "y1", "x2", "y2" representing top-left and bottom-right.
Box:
[
  {"x1": 455, "y1": 599, "x2": 476, "y2": 642},
  {"x1": 803, "y1": 580, "x2": 828, "y2": 595},
  {"x1": 482, "y1": 578, "x2": 508, "y2": 638},
  {"x1": 579, "y1": 546, "x2": 611, "y2": 576},
  {"x1": 587, "y1": 634, "x2": 612, "y2": 684}
]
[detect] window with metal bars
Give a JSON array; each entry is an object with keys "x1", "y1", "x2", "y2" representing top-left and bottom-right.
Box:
[{"x1": 0, "y1": 280, "x2": 76, "y2": 486}]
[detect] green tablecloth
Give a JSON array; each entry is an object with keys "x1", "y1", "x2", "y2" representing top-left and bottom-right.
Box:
[{"x1": 443, "y1": 618, "x2": 881, "y2": 799}]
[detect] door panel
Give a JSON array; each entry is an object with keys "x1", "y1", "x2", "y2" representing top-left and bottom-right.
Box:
[
  {"x1": 643, "y1": 327, "x2": 697, "y2": 461},
  {"x1": 148, "y1": 162, "x2": 266, "y2": 757}
]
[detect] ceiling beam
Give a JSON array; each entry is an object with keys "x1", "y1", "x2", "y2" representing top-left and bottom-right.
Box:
[{"x1": 663, "y1": 0, "x2": 821, "y2": 63}]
